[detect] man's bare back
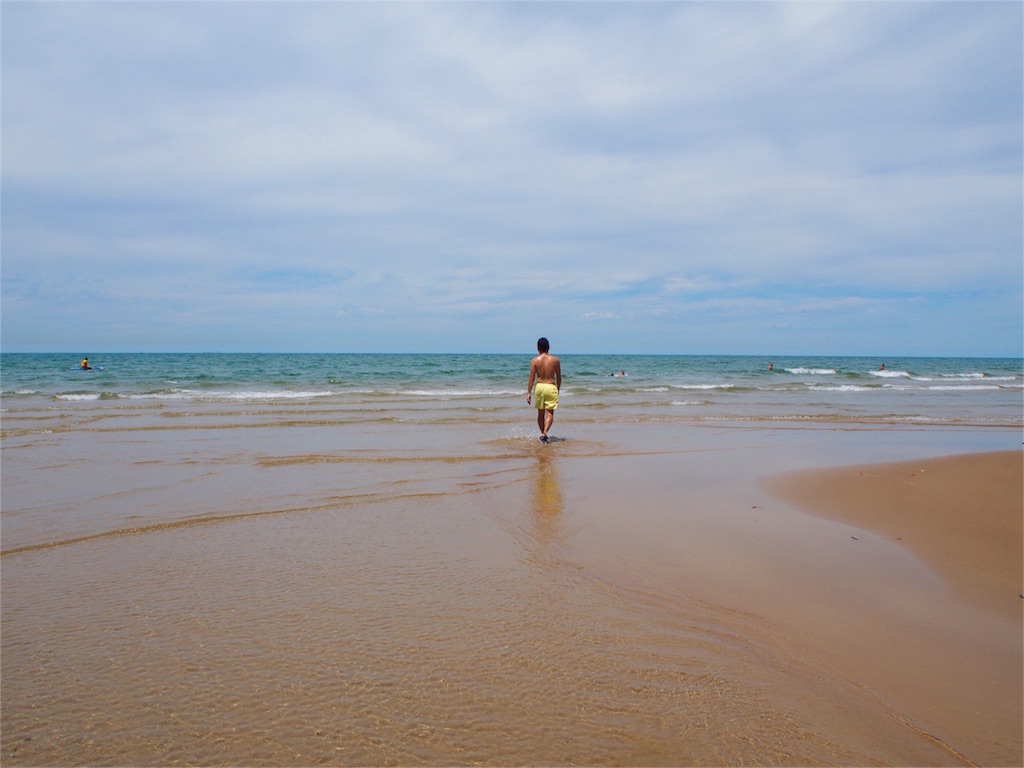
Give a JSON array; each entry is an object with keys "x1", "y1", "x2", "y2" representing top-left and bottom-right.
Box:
[{"x1": 529, "y1": 353, "x2": 561, "y2": 386}]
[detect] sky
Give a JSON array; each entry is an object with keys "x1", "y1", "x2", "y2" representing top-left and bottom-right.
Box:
[{"x1": 2, "y1": 2, "x2": 1021, "y2": 356}]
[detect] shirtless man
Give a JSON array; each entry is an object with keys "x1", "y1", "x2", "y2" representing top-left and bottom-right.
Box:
[{"x1": 527, "y1": 337, "x2": 562, "y2": 443}]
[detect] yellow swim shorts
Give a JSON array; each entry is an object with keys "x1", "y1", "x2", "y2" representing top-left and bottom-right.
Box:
[{"x1": 533, "y1": 382, "x2": 559, "y2": 410}]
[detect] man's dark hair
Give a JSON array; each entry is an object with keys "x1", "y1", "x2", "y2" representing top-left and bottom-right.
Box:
[{"x1": 537, "y1": 337, "x2": 550, "y2": 353}]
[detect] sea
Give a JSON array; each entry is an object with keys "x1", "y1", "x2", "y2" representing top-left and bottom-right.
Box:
[
  {"x1": 2, "y1": 352, "x2": 1021, "y2": 427},
  {"x1": 2, "y1": 352, "x2": 1022, "y2": 766}
]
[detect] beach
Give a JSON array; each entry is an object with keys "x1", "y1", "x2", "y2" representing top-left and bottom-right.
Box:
[
  {"x1": 763, "y1": 451, "x2": 1022, "y2": 765},
  {"x1": 1, "y1": 353, "x2": 1021, "y2": 766}
]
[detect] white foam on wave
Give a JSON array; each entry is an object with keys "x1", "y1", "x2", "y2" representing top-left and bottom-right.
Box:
[
  {"x1": 673, "y1": 383, "x2": 735, "y2": 390},
  {"x1": 218, "y1": 390, "x2": 338, "y2": 400},
  {"x1": 404, "y1": 388, "x2": 520, "y2": 397},
  {"x1": 55, "y1": 393, "x2": 102, "y2": 401},
  {"x1": 123, "y1": 389, "x2": 340, "y2": 401},
  {"x1": 869, "y1": 370, "x2": 911, "y2": 378},
  {"x1": 346, "y1": 387, "x2": 521, "y2": 398},
  {"x1": 927, "y1": 385, "x2": 1001, "y2": 391},
  {"x1": 124, "y1": 391, "x2": 193, "y2": 400},
  {"x1": 785, "y1": 368, "x2": 837, "y2": 375},
  {"x1": 939, "y1": 373, "x2": 1017, "y2": 382},
  {"x1": 809, "y1": 385, "x2": 871, "y2": 392}
]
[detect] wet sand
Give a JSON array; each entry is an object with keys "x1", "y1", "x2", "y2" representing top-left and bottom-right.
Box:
[
  {"x1": 541, "y1": 441, "x2": 1023, "y2": 767},
  {"x1": 2, "y1": 409, "x2": 1022, "y2": 766},
  {"x1": 760, "y1": 450, "x2": 1023, "y2": 767},
  {"x1": 764, "y1": 450, "x2": 1022, "y2": 620}
]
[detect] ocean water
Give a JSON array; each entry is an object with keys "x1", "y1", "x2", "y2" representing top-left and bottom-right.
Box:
[
  {"x1": 2, "y1": 352, "x2": 1021, "y2": 766},
  {"x1": 2, "y1": 352, "x2": 1021, "y2": 427}
]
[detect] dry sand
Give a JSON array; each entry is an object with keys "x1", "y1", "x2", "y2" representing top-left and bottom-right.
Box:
[{"x1": 763, "y1": 449, "x2": 1023, "y2": 766}]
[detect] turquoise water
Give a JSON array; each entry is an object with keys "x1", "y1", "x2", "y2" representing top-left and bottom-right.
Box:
[{"x1": 3, "y1": 352, "x2": 1021, "y2": 427}]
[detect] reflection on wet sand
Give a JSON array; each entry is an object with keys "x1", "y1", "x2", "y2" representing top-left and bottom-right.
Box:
[
  {"x1": 512, "y1": 448, "x2": 567, "y2": 574},
  {"x1": 531, "y1": 449, "x2": 564, "y2": 532}
]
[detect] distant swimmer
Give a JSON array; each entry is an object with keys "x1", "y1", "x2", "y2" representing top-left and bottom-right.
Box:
[
  {"x1": 527, "y1": 337, "x2": 561, "y2": 443},
  {"x1": 768, "y1": 363, "x2": 773, "y2": 371},
  {"x1": 879, "y1": 363, "x2": 885, "y2": 371},
  {"x1": 80, "y1": 357, "x2": 92, "y2": 370}
]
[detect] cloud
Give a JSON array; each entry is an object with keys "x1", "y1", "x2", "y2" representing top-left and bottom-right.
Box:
[{"x1": 2, "y1": 1, "x2": 1020, "y2": 355}]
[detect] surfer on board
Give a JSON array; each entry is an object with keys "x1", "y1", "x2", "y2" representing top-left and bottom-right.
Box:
[{"x1": 80, "y1": 357, "x2": 92, "y2": 370}]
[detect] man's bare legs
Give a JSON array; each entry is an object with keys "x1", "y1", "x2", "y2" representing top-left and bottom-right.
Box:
[
  {"x1": 527, "y1": 338, "x2": 561, "y2": 444},
  {"x1": 537, "y1": 408, "x2": 554, "y2": 442}
]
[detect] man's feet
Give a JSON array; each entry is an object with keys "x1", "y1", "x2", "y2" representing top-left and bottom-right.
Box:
[{"x1": 540, "y1": 434, "x2": 548, "y2": 443}]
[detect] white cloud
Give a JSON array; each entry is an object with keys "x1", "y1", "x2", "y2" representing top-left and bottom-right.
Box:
[{"x1": 2, "y1": 1, "x2": 1020, "y2": 354}]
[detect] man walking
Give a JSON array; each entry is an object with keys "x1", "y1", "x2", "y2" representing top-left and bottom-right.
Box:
[{"x1": 527, "y1": 337, "x2": 562, "y2": 443}]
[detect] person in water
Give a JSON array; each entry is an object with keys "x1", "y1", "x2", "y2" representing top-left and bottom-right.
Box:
[
  {"x1": 527, "y1": 337, "x2": 561, "y2": 443},
  {"x1": 80, "y1": 357, "x2": 92, "y2": 370}
]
